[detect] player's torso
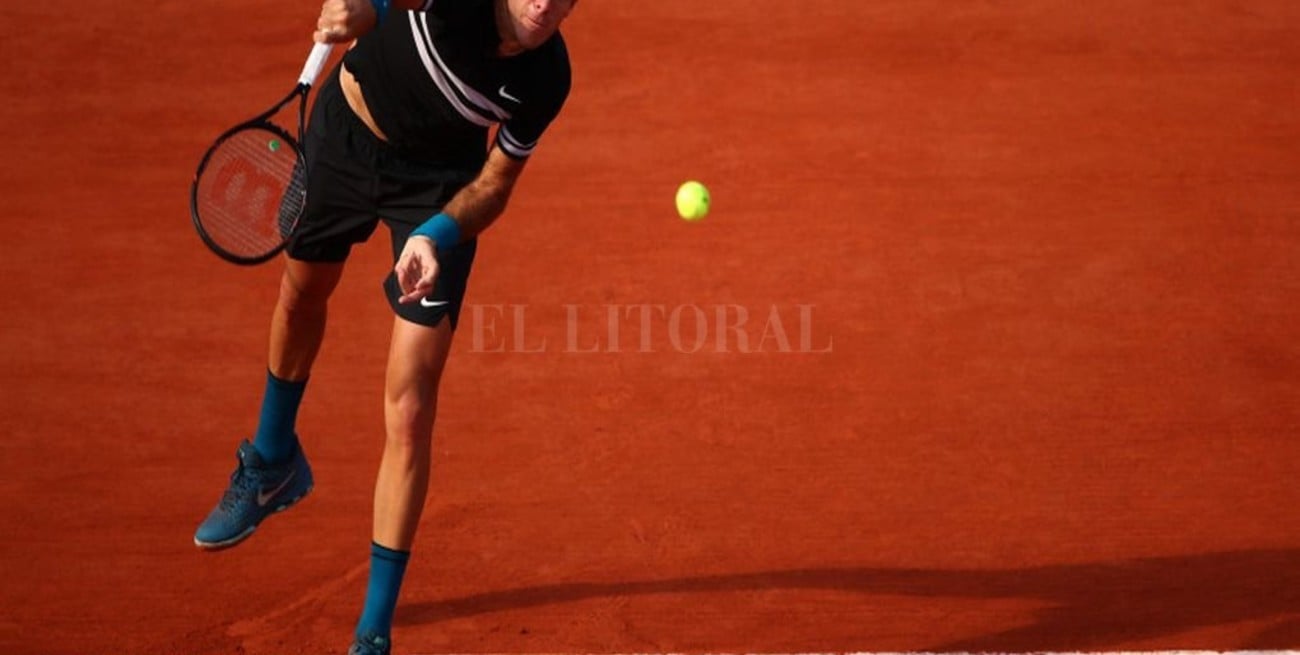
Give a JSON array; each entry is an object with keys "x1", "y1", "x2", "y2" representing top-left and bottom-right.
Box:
[{"x1": 344, "y1": 0, "x2": 565, "y2": 168}]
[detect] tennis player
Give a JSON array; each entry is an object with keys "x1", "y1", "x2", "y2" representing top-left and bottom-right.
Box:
[{"x1": 192, "y1": 0, "x2": 577, "y2": 653}]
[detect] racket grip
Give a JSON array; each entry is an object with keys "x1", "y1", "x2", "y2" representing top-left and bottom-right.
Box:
[{"x1": 298, "y1": 42, "x2": 335, "y2": 87}]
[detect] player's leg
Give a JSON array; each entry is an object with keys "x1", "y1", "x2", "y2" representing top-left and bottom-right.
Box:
[
  {"x1": 253, "y1": 59, "x2": 383, "y2": 463},
  {"x1": 195, "y1": 62, "x2": 381, "y2": 551},
  {"x1": 374, "y1": 316, "x2": 454, "y2": 549},
  {"x1": 192, "y1": 257, "x2": 345, "y2": 550},
  {"x1": 270, "y1": 258, "x2": 346, "y2": 379},
  {"x1": 349, "y1": 316, "x2": 453, "y2": 655},
  {"x1": 255, "y1": 256, "x2": 347, "y2": 462},
  {"x1": 350, "y1": 222, "x2": 476, "y2": 655}
]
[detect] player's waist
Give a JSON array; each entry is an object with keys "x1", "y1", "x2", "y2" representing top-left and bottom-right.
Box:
[{"x1": 340, "y1": 62, "x2": 390, "y2": 143}]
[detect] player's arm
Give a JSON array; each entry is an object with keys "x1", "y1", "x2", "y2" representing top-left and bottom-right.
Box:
[
  {"x1": 441, "y1": 147, "x2": 527, "y2": 241},
  {"x1": 393, "y1": 147, "x2": 528, "y2": 304},
  {"x1": 314, "y1": 0, "x2": 436, "y2": 43}
]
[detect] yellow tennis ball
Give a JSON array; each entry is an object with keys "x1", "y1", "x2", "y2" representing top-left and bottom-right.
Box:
[{"x1": 675, "y1": 181, "x2": 710, "y2": 221}]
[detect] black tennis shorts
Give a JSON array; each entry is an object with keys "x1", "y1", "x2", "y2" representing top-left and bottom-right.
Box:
[{"x1": 290, "y1": 64, "x2": 478, "y2": 330}]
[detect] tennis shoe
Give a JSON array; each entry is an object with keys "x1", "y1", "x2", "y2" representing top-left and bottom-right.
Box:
[
  {"x1": 194, "y1": 439, "x2": 313, "y2": 550},
  {"x1": 348, "y1": 631, "x2": 392, "y2": 655}
]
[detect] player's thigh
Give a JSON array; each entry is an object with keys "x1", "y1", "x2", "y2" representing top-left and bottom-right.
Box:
[
  {"x1": 384, "y1": 315, "x2": 455, "y2": 420},
  {"x1": 280, "y1": 256, "x2": 346, "y2": 305}
]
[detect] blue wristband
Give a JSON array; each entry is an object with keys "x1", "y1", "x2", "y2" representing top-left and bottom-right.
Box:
[
  {"x1": 410, "y1": 212, "x2": 461, "y2": 252},
  {"x1": 370, "y1": 0, "x2": 391, "y2": 25}
]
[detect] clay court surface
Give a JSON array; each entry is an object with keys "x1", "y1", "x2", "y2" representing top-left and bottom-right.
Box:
[{"x1": 3, "y1": 1, "x2": 1300, "y2": 653}]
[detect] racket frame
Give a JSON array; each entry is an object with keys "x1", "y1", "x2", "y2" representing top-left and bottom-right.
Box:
[{"x1": 189, "y1": 43, "x2": 332, "y2": 266}]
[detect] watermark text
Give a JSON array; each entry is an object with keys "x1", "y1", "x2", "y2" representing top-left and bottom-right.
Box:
[{"x1": 468, "y1": 304, "x2": 834, "y2": 354}]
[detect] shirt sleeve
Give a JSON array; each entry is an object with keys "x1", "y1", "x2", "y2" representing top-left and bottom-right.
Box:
[{"x1": 494, "y1": 40, "x2": 572, "y2": 160}]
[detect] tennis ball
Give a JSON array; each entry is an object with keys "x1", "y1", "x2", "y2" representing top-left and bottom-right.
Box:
[
  {"x1": 268, "y1": 139, "x2": 281, "y2": 152},
  {"x1": 675, "y1": 181, "x2": 710, "y2": 222}
]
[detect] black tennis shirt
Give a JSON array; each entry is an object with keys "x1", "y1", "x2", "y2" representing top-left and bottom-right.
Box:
[{"x1": 343, "y1": 0, "x2": 571, "y2": 171}]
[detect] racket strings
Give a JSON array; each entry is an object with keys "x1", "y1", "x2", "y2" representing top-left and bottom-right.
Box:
[{"x1": 195, "y1": 128, "x2": 306, "y2": 259}]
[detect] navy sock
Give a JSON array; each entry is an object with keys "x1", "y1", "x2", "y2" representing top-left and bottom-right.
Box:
[
  {"x1": 356, "y1": 542, "x2": 411, "y2": 639},
  {"x1": 251, "y1": 370, "x2": 306, "y2": 464}
]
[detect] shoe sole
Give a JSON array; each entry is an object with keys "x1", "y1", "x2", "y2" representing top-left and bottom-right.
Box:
[{"x1": 193, "y1": 485, "x2": 314, "y2": 551}]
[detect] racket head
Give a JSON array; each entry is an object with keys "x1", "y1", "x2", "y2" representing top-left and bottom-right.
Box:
[{"x1": 190, "y1": 122, "x2": 307, "y2": 266}]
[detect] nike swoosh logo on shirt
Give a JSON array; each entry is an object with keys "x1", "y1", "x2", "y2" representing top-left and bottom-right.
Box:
[
  {"x1": 498, "y1": 85, "x2": 521, "y2": 103},
  {"x1": 421, "y1": 298, "x2": 449, "y2": 308},
  {"x1": 257, "y1": 470, "x2": 296, "y2": 507}
]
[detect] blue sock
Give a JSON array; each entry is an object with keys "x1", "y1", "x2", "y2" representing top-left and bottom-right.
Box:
[
  {"x1": 251, "y1": 370, "x2": 306, "y2": 464},
  {"x1": 356, "y1": 542, "x2": 410, "y2": 639}
]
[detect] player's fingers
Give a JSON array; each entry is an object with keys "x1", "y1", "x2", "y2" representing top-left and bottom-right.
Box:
[
  {"x1": 314, "y1": 0, "x2": 375, "y2": 42},
  {"x1": 314, "y1": 8, "x2": 353, "y2": 43},
  {"x1": 399, "y1": 286, "x2": 433, "y2": 304},
  {"x1": 394, "y1": 236, "x2": 440, "y2": 302},
  {"x1": 395, "y1": 254, "x2": 420, "y2": 293},
  {"x1": 314, "y1": 26, "x2": 348, "y2": 43},
  {"x1": 398, "y1": 287, "x2": 429, "y2": 304},
  {"x1": 401, "y1": 263, "x2": 440, "y2": 304},
  {"x1": 419, "y1": 261, "x2": 441, "y2": 290},
  {"x1": 397, "y1": 272, "x2": 434, "y2": 303},
  {"x1": 395, "y1": 251, "x2": 431, "y2": 290}
]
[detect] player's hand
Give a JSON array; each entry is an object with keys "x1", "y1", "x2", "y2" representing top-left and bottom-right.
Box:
[
  {"x1": 314, "y1": 0, "x2": 378, "y2": 44},
  {"x1": 395, "y1": 236, "x2": 441, "y2": 304}
]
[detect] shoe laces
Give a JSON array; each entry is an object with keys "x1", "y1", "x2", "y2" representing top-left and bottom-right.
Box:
[{"x1": 218, "y1": 457, "x2": 259, "y2": 511}]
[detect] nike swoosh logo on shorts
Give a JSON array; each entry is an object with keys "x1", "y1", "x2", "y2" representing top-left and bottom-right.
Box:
[
  {"x1": 498, "y1": 85, "x2": 521, "y2": 103},
  {"x1": 421, "y1": 298, "x2": 449, "y2": 308},
  {"x1": 257, "y1": 470, "x2": 296, "y2": 507}
]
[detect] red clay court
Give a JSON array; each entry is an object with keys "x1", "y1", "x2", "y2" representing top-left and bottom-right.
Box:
[{"x1": 2, "y1": 1, "x2": 1299, "y2": 653}]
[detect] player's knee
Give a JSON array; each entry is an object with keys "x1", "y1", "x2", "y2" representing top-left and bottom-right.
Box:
[
  {"x1": 276, "y1": 280, "x2": 326, "y2": 323},
  {"x1": 277, "y1": 263, "x2": 339, "y2": 316},
  {"x1": 384, "y1": 389, "x2": 437, "y2": 447}
]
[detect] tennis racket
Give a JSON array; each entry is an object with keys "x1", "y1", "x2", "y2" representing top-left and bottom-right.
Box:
[{"x1": 190, "y1": 42, "x2": 334, "y2": 265}]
